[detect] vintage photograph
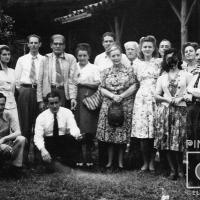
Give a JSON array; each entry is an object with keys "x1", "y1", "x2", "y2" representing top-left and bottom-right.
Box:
[{"x1": 0, "y1": 0, "x2": 200, "y2": 199}]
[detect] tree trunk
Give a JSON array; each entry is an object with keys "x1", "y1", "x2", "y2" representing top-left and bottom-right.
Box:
[
  {"x1": 181, "y1": 0, "x2": 188, "y2": 47},
  {"x1": 114, "y1": 16, "x2": 120, "y2": 45}
]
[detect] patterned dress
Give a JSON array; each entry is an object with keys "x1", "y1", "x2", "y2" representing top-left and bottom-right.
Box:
[
  {"x1": 96, "y1": 64, "x2": 137, "y2": 144},
  {"x1": 154, "y1": 71, "x2": 189, "y2": 152},
  {"x1": 131, "y1": 59, "x2": 160, "y2": 138}
]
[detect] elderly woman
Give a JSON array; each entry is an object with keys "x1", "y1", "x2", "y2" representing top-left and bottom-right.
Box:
[
  {"x1": 185, "y1": 46, "x2": 200, "y2": 185},
  {"x1": 75, "y1": 43, "x2": 100, "y2": 167},
  {"x1": 182, "y1": 42, "x2": 198, "y2": 75},
  {"x1": 0, "y1": 45, "x2": 19, "y2": 124},
  {"x1": 131, "y1": 35, "x2": 160, "y2": 172},
  {"x1": 96, "y1": 43, "x2": 138, "y2": 170},
  {"x1": 155, "y1": 48, "x2": 192, "y2": 180}
]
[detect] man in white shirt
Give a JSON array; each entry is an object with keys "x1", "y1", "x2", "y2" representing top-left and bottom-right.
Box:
[
  {"x1": 15, "y1": 34, "x2": 44, "y2": 164},
  {"x1": 34, "y1": 91, "x2": 81, "y2": 172},
  {"x1": 124, "y1": 41, "x2": 141, "y2": 68},
  {"x1": 94, "y1": 32, "x2": 130, "y2": 72}
]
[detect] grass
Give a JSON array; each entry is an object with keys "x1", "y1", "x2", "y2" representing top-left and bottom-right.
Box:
[{"x1": 0, "y1": 164, "x2": 199, "y2": 200}]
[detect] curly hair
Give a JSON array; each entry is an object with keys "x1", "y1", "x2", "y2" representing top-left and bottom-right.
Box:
[
  {"x1": 75, "y1": 43, "x2": 91, "y2": 57},
  {"x1": 139, "y1": 35, "x2": 159, "y2": 60},
  {"x1": 162, "y1": 48, "x2": 182, "y2": 72},
  {"x1": 182, "y1": 42, "x2": 198, "y2": 58}
]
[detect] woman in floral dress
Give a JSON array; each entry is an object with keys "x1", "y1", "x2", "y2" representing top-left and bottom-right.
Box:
[
  {"x1": 96, "y1": 43, "x2": 138, "y2": 169},
  {"x1": 131, "y1": 35, "x2": 160, "y2": 172},
  {"x1": 155, "y1": 48, "x2": 192, "y2": 180}
]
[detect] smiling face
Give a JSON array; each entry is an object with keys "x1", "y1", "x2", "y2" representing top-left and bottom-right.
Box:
[
  {"x1": 141, "y1": 41, "x2": 154, "y2": 59},
  {"x1": 159, "y1": 40, "x2": 171, "y2": 58},
  {"x1": 184, "y1": 46, "x2": 196, "y2": 62},
  {"x1": 77, "y1": 50, "x2": 89, "y2": 67},
  {"x1": 0, "y1": 49, "x2": 11, "y2": 65},
  {"x1": 102, "y1": 36, "x2": 114, "y2": 51},
  {"x1": 109, "y1": 48, "x2": 122, "y2": 65}
]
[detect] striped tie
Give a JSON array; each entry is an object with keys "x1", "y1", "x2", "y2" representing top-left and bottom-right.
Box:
[
  {"x1": 56, "y1": 57, "x2": 63, "y2": 84},
  {"x1": 29, "y1": 57, "x2": 37, "y2": 84}
]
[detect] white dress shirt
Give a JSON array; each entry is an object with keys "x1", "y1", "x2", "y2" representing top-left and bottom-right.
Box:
[
  {"x1": 15, "y1": 53, "x2": 44, "y2": 88},
  {"x1": 34, "y1": 107, "x2": 81, "y2": 150},
  {"x1": 77, "y1": 62, "x2": 100, "y2": 85},
  {"x1": 94, "y1": 52, "x2": 130, "y2": 72}
]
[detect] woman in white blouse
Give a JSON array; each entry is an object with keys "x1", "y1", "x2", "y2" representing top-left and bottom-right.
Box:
[
  {"x1": 0, "y1": 45, "x2": 19, "y2": 124},
  {"x1": 75, "y1": 43, "x2": 100, "y2": 167},
  {"x1": 155, "y1": 48, "x2": 192, "y2": 180},
  {"x1": 182, "y1": 42, "x2": 199, "y2": 75}
]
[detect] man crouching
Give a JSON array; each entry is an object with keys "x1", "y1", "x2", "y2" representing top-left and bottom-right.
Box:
[
  {"x1": 34, "y1": 91, "x2": 81, "y2": 172},
  {"x1": 0, "y1": 93, "x2": 26, "y2": 178}
]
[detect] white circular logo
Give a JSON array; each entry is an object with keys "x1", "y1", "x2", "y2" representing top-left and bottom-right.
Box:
[{"x1": 195, "y1": 163, "x2": 200, "y2": 181}]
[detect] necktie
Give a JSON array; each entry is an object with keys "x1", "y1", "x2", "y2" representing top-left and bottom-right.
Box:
[
  {"x1": 56, "y1": 57, "x2": 63, "y2": 84},
  {"x1": 130, "y1": 61, "x2": 133, "y2": 66},
  {"x1": 29, "y1": 57, "x2": 37, "y2": 84},
  {"x1": 53, "y1": 113, "x2": 59, "y2": 137}
]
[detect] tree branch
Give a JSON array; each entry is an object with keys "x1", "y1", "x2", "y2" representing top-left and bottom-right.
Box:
[
  {"x1": 185, "y1": 0, "x2": 197, "y2": 25},
  {"x1": 119, "y1": 13, "x2": 126, "y2": 39},
  {"x1": 168, "y1": 0, "x2": 181, "y2": 22}
]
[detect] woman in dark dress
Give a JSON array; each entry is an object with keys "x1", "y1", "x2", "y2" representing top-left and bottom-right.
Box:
[{"x1": 75, "y1": 43, "x2": 101, "y2": 167}]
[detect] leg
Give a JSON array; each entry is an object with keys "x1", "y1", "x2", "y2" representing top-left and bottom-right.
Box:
[
  {"x1": 176, "y1": 151, "x2": 184, "y2": 177},
  {"x1": 149, "y1": 139, "x2": 155, "y2": 171},
  {"x1": 166, "y1": 150, "x2": 176, "y2": 180},
  {"x1": 106, "y1": 144, "x2": 114, "y2": 168},
  {"x1": 118, "y1": 144, "x2": 125, "y2": 168},
  {"x1": 85, "y1": 133, "x2": 94, "y2": 166},
  {"x1": 140, "y1": 139, "x2": 149, "y2": 171},
  {"x1": 12, "y1": 136, "x2": 26, "y2": 167}
]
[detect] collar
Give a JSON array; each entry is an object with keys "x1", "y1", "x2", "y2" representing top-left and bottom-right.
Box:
[
  {"x1": 53, "y1": 52, "x2": 65, "y2": 59},
  {"x1": 28, "y1": 52, "x2": 39, "y2": 59}
]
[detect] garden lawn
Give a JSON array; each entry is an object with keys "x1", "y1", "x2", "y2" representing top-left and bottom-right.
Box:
[{"x1": 0, "y1": 165, "x2": 198, "y2": 200}]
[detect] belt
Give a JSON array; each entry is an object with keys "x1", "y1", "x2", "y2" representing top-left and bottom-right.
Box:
[
  {"x1": 21, "y1": 83, "x2": 37, "y2": 89},
  {"x1": 51, "y1": 84, "x2": 64, "y2": 89}
]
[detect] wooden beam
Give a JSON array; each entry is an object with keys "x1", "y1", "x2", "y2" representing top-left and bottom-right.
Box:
[
  {"x1": 168, "y1": 0, "x2": 181, "y2": 22},
  {"x1": 185, "y1": 0, "x2": 197, "y2": 25}
]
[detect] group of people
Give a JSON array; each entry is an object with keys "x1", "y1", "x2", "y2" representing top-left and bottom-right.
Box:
[{"x1": 0, "y1": 32, "x2": 199, "y2": 184}]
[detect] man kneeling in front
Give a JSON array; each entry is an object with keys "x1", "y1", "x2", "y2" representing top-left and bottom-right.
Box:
[
  {"x1": 34, "y1": 91, "x2": 81, "y2": 172},
  {"x1": 0, "y1": 93, "x2": 26, "y2": 178}
]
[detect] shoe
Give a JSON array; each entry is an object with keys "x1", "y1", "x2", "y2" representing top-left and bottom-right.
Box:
[
  {"x1": 141, "y1": 165, "x2": 148, "y2": 172},
  {"x1": 86, "y1": 162, "x2": 94, "y2": 167},
  {"x1": 76, "y1": 162, "x2": 84, "y2": 167}
]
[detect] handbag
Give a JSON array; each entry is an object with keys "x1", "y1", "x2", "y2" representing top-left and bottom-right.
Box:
[
  {"x1": 107, "y1": 101, "x2": 124, "y2": 127},
  {"x1": 82, "y1": 89, "x2": 102, "y2": 110}
]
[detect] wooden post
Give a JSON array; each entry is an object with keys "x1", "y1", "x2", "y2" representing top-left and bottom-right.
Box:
[
  {"x1": 168, "y1": 0, "x2": 197, "y2": 47},
  {"x1": 181, "y1": 0, "x2": 187, "y2": 47},
  {"x1": 114, "y1": 16, "x2": 120, "y2": 44}
]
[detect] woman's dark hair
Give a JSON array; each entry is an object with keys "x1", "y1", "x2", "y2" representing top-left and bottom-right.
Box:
[
  {"x1": 162, "y1": 48, "x2": 182, "y2": 72},
  {"x1": 75, "y1": 43, "x2": 91, "y2": 57},
  {"x1": 139, "y1": 35, "x2": 159, "y2": 60},
  {"x1": 0, "y1": 45, "x2": 10, "y2": 70},
  {"x1": 182, "y1": 42, "x2": 198, "y2": 58}
]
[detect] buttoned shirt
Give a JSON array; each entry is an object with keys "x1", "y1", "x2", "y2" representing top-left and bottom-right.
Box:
[
  {"x1": 0, "y1": 111, "x2": 20, "y2": 139},
  {"x1": 34, "y1": 107, "x2": 81, "y2": 150},
  {"x1": 15, "y1": 53, "x2": 44, "y2": 88},
  {"x1": 94, "y1": 52, "x2": 130, "y2": 72},
  {"x1": 77, "y1": 62, "x2": 100, "y2": 85},
  {"x1": 51, "y1": 53, "x2": 64, "y2": 85},
  {"x1": 0, "y1": 67, "x2": 16, "y2": 109}
]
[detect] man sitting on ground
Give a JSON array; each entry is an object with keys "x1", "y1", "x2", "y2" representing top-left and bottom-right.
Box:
[
  {"x1": 34, "y1": 91, "x2": 81, "y2": 172},
  {"x1": 0, "y1": 93, "x2": 26, "y2": 178}
]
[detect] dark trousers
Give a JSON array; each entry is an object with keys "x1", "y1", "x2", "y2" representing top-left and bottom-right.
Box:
[{"x1": 44, "y1": 135, "x2": 79, "y2": 167}]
